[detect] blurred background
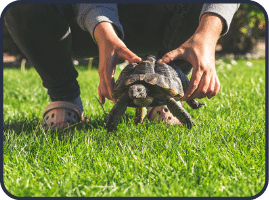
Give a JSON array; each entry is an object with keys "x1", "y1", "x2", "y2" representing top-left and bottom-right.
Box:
[{"x1": 3, "y1": 3, "x2": 267, "y2": 66}]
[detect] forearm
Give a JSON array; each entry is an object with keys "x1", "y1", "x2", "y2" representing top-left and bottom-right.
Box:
[
  {"x1": 94, "y1": 22, "x2": 119, "y2": 46},
  {"x1": 200, "y1": 3, "x2": 240, "y2": 35}
]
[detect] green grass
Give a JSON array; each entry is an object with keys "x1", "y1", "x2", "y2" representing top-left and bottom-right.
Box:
[{"x1": 3, "y1": 59, "x2": 266, "y2": 197}]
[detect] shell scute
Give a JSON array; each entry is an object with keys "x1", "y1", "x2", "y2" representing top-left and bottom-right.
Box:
[{"x1": 113, "y1": 56, "x2": 186, "y2": 102}]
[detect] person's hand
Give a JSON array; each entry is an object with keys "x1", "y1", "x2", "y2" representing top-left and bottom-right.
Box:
[
  {"x1": 94, "y1": 22, "x2": 142, "y2": 104},
  {"x1": 158, "y1": 13, "x2": 224, "y2": 101}
]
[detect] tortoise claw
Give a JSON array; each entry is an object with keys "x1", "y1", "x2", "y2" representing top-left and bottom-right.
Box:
[
  {"x1": 166, "y1": 98, "x2": 195, "y2": 129},
  {"x1": 186, "y1": 99, "x2": 205, "y2": 109}
]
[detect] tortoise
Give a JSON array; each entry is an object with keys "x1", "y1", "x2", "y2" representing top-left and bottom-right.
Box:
[{"x1": 106, "y1": 55, "x2": 204, "y2": 132}]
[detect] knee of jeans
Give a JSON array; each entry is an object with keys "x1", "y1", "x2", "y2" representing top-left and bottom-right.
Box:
[
  {"x1": 5, "y1": 4, "x2": 53, "y2": 31},
  {"x1": 5, "y1": 4, "x2": 32, "y2": 25}
]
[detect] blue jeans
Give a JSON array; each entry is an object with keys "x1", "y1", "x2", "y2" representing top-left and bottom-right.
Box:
[{"x1": 4, "y1": 4, "x2": 203, "y2": 101}]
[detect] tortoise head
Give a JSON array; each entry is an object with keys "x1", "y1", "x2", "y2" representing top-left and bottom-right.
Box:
[{"x1": 128, "y1": 84, "x2": 148, "y2": 99}]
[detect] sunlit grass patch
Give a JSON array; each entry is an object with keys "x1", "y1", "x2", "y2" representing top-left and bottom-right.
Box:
[{"x1": 3, "y1": 59, "x2": 266, "y2": 197}]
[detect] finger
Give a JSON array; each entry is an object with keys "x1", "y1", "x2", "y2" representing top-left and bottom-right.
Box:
[
  {"x1": 158, "y1": 48, "x2": 184, "y2": 64},
  {"x1": 117, "y1": 47, "x2": 142, "y2": 63},
  {"x1": 100, "y1": 53, "x2": 117, "y2": 103},
  {"x1": 208, "y1": 76, "x2": 220, "y2": 99},
  {"x1": 106, "y1": 77, "x2": 116, "y2": 104},
  {"x1": 105, "y1": 73, "x2": 115, "y2": 95},
  {"x1": 98, "y1": 85, "x2": 106, "y2": 104},
  {"x1": 104, "y1": 54, "x2": 117, "y2": 78},
  {"x1": 182, "y1": 66, "x2": 203, "y2": 101},
  {"x1": 205, "y1": 75, "x2": 215, "y2": 99},
  {"x1": 98, "y1": 67, "x2": 113, "y2": 104},
  {"x1": 189, "y1": 71, "x2": 211, "y2": 100},
  {"x1": 104, "y1": 56, "x2": 117, "y2": 100}
]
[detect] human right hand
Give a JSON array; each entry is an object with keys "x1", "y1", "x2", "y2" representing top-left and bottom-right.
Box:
[{"x1": 94, "y1": 22, "x2": 142, "y2": 104}]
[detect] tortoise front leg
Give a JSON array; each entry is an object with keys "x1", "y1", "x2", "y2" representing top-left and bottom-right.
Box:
[
  {"x1": 166, "y1": 97, "x2": 195, "y2": 129},
  {"x1": 106, "y1": 93, "x2": 129, "y2": 132},
  {"x1": 186, "y1": 99, "x2": 205, "y2": 109},
  {"x1": 134, "y1": 107, "x2": 147, "y2": 125}
]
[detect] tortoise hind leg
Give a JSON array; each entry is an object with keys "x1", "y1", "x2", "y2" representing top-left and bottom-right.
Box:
[
  {"x1": 166, "y1": 97, "x2": 195, "y2": 129},
  {"x1": 134, "y1": 107, "x2": 147, "y2": 125},
  {"x1": 106, "y1": 93, "x2": 129, "y2": 132}
]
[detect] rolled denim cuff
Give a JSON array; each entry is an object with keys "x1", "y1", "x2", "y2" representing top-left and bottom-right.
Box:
[{"x1": 48, "y1": 80, "x2": 80, "y2": 102}]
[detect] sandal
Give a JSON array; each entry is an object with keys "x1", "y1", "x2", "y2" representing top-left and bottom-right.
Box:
[
  {"x1": 147, "y1": 103, "x2": 183, "y2": 125},
  {"x1": 41, "y1": 101, "x2": 83, "y2": 132}
]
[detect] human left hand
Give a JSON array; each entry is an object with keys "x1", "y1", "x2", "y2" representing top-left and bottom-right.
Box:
[{"x1": 158, "y1": 13, "x2": 224, "y2": 101}]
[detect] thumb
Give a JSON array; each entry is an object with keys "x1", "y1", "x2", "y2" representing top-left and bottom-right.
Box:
[
  {"x1": 117, "y1": 47, "x2": 142, "y2": 63},
  {"x1": 158, "y1": 48, "x2": 185, "y2": 64}
]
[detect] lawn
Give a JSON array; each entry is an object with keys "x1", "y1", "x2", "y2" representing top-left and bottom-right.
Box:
[{"x1": 2, "y1": 58, "x2": 266, "y2": 197}]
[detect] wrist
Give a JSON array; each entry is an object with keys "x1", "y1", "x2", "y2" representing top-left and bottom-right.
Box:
[
  {"x1": 195, "y1": 13, "x2": 224, "y2": 43},
  {"x1": 94, "y1": 22, "x2": 120, "y2": 46}
]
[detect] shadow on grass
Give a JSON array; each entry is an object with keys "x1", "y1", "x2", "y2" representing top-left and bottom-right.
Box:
[
  {"x1": 66, "y1": 113, "x2": 134, "y2": 133},
  {"x1": 3, "y1": 113, "x2": 135, "y2": 140},
  {"x1": 3, "y1": 117, "x2": 41, "y2": 134}
]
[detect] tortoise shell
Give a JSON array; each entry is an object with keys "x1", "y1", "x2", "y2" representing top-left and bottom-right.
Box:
[{"x1": 112, "y1": 56, "x2": 185, "y2": 102}]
